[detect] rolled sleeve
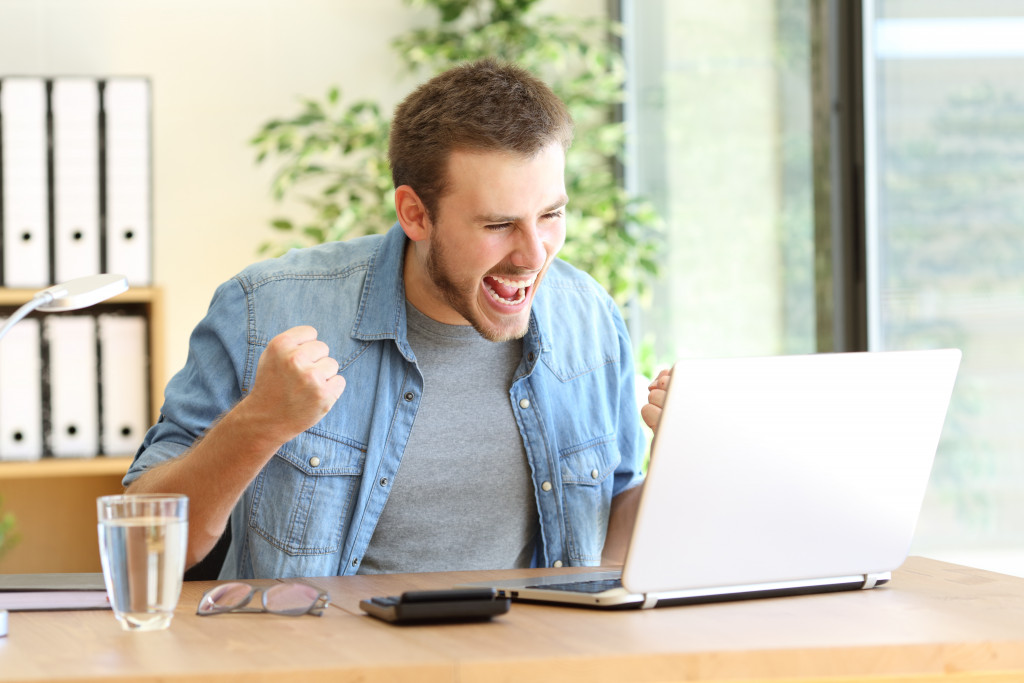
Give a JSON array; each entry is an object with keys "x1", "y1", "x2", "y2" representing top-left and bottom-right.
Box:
[
  {"x1": 123, "y1": 437, "x2": 191, "y2": 487},
  {"x1": 124, "y1": 278, "x2": 251, "y2": 488}
]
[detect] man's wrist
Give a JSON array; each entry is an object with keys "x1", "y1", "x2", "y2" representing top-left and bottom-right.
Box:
[{"x1": 219, "y1": 395, "x2": 292, "y2": 456}]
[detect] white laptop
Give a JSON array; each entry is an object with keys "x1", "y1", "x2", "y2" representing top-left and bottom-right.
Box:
[{"x1": 461, "y1": 349, "x2": 962, "y2": 609}]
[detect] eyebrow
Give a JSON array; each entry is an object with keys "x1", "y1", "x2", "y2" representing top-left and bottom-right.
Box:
[{"x1": 475, "y1": 196, "x2": 569, "y2": 224}]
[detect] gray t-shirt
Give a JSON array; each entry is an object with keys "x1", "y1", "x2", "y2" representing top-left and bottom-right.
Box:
[{"x1": 358, "y1": 302, "x2": 540, "y2": 573}]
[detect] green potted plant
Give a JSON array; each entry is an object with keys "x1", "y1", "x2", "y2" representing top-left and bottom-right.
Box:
[{"x1": 250, "y1": 0, "x2": 661, "y2": 312}]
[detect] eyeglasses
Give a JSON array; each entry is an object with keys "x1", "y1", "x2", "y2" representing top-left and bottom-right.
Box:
[{"x1": 197, "y1": 582, "x2": 330, "y2": 617}]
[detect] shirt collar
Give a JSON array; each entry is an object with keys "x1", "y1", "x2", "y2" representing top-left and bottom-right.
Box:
[{"x1": 351, "y1": 223, "x2": 409, "y2": 346}]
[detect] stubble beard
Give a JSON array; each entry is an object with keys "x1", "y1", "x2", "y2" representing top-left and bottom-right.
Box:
[{"x1": 425, "y1": 233, "x2": 532, "y2": 343}]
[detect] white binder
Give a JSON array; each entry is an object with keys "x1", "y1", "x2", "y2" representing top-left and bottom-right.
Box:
[
  {"x1": 52, "y1": 78, "x2": 102, "y2": 283},
  {"x1": 0, "y1": 77, "x2": 50, "y2": 288},
  {"x1": 97, "y1": 313, "x2": 149, "y2": 456},
  {"x1": 0, "y1": 317, "x2": 43, "y2": 461},
  {"x1": 103, "y1": 78, "x2": 151, "y2": 286},
  {"x1": 45, "y1": 315, "x2": 99, "y2": 458}
]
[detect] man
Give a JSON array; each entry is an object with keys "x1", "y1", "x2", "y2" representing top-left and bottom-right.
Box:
[{"x1": 126, "y1": 59, "x2": 662, "y2": 579}]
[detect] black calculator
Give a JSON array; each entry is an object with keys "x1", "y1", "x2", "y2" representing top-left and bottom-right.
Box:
[{"x1": 359, "y1": 588, "x2": 510, "y2": 624}]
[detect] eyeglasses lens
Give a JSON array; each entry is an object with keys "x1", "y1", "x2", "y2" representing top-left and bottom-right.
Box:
[
  {"x1": 264, "y1": 583, "x2": 323, "y2": 615},
  {"x1": 198, "y1": 583, "x2": 254, "y2": 614}
]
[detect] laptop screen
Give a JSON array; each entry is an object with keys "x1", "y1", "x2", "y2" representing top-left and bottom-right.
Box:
[{"x1": 623, "y1": 349, "x2": 961, "y2": 595}]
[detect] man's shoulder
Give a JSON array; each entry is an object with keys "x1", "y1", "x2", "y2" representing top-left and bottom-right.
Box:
[
  {"x1": 235, "y1": 233, "x2": 389, "y2": 287},
  {"x1": 541, "y1": 259, "x2": 615, "y2": 307},
  {"x1": 531, "y1": 259, "x2": 622, "y2": 339}
]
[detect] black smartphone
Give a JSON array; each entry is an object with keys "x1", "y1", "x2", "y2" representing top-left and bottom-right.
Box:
[{"x1": 359, "y1": 587, "x2": 510, "y2": 624}]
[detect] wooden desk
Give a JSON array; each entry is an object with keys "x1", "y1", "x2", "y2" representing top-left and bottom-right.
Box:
[{"x1": 2, "y1": 557, "x2": 1023, "y2": 682}]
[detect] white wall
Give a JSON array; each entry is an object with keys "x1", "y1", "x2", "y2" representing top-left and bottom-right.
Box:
[{"x1": 0, "y1": 0, "x2": 602, "y2": 387}]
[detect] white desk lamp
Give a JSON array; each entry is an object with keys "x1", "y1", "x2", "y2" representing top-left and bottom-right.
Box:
[
  {"x1": 0, "y1": 273, "x2": 129, "y2": 342},
  {"x1": 0, "y1": 274, "x2": 127, "y2": 637}
]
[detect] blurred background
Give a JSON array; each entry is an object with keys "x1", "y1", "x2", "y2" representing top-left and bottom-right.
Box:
[{"x1": 2, "y1": 0, "x2": 1022, "y2": 577}]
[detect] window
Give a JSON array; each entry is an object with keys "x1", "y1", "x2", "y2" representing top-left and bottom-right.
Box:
[
  {"x1": 626, "y1": 0, "x2": 1024, "y2": 576},
  {"x1": 624, "y1": 0, "x2": 818, "y2": 367},
  {"x1": 864, "y1": 1, "x2": 1024, "y2": 573}
]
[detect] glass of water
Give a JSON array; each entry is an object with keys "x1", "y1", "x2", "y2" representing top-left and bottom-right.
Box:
[{"x1": 97, "y1": 494, "x2": 189, "y2": 631}]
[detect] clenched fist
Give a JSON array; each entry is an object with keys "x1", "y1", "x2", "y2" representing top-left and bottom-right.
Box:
[{"x1": 239, "y1": 326, "x2": 346, "y2": 446}]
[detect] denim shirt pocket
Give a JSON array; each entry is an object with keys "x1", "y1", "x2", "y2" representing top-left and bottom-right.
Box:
[
  {"x1": 247, "y1": 427, "x2": 367, "y2": 556},
  {"x1": 559, "y1": 435, "x2": 620, "y2": 564}
]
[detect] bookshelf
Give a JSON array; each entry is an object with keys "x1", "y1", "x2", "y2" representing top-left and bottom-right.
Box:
[{"x1": 0, "y1": 287, "x2": 163, "y2": 573}]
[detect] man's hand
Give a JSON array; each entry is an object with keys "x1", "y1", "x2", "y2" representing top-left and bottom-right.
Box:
[
  {"x1": 127, "y1": 325, "x2": 345, "y2": 567},
  {"x1": 605, "y1": 368, "x2": 671, "y2": 565},
  {"x1": 238, "y1": 325, "x2": 346, "y2": 447},
  {"x1": 640, "y1": 368, "x2": 671, "y2": 432}
]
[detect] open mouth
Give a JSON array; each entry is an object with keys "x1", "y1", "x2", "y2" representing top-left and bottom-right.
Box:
[{"x1": 483, "y1": 273, "x2": 538, "y2": 306}]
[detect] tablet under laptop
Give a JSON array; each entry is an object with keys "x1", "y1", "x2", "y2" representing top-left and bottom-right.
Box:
[{"x1": 460, "y1": 349, "x2": 962, "y2": 609}]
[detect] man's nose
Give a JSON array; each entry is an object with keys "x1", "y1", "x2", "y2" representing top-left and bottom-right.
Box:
[{"x1": 512, "y1": 223, "x2": 547, "y2": 270}]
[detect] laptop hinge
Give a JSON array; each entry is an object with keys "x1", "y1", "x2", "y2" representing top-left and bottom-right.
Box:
[
  {"x1": 640, "y1": 593, "x2": 659, "y2": 609},
  {"x1": 861, "y1": 572, "x2": 891, "y2": 589}
]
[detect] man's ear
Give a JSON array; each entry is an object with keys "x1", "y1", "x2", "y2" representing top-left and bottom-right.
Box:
[{"x1": 395, "y1": 185, "x2": 430, "y2": 242}]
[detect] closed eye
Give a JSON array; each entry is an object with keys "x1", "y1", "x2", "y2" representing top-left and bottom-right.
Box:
[{"x1": 483, "y1": 205, "x2": 564, "y2": 231}]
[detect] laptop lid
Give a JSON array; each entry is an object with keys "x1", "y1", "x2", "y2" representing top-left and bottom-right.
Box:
[
  {"x1": 461, "y1": 349, "x2": 961, "y2": 607},
  {"x1": 622, "y1": 348, "x2": 961, "y2": 594}
]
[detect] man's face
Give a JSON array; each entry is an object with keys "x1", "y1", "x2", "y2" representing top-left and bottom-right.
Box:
[{"x1": 404, "y1": 143, "x2": 568, "y2": 342}]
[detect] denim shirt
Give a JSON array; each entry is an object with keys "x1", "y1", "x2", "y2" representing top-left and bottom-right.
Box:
[{"x1": 125, "y1": 224, "x2": 645, "y2": 579}]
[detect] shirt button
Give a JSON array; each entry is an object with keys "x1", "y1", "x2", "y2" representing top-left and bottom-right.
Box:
[
  {"x1": 309, "y1": 457, "x2": 321, "y2": 468},
  {"x1": 591, "y1": 469, "x2": 599, "y2": 479},
  {"x1": 553, "y1": 560, "x2": 563, "y2": 568},
  {"x1": 519, "y1": 398, "x2": 531, "y2": 409},
  {"x1": 404, "y1": 392, "x2": 414, "y2": 401},
  {"x1": 351, "y1": 558, "x2": 359, "y2": 567},
  {"x1": 379, "y1": 477, "x2": 388, "y2": 487},
  {"x1": 541, "y1": 481, "x2": 552, "y2": 492}
]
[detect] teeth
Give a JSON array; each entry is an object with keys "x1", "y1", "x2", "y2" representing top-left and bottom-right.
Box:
[
  {"x1": 490, "y1": 274, "x2": 537, "y2": 288},
  {"x1": 484, "y1": 274, "x2": 536, "y2": 305},
  {"x1": 486, "y1": 288, "x2": 525, "y2": 305}
]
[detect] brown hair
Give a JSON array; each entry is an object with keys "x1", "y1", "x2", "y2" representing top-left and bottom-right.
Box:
[{"x1": 389, "y1": 58, "x2": 574, "y2": 221}]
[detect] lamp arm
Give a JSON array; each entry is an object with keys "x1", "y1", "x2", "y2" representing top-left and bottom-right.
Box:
[
  {"x1": 0, "y1": 293, "x2": 53, "y2": 342},
  {"x1": 0, "y1": 275, "x2": 128, "y2": 342}
]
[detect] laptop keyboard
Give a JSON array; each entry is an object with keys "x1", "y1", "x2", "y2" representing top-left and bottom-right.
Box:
[{"x1": 525, "y1": 577, "x2": 624, "y2": 593}]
